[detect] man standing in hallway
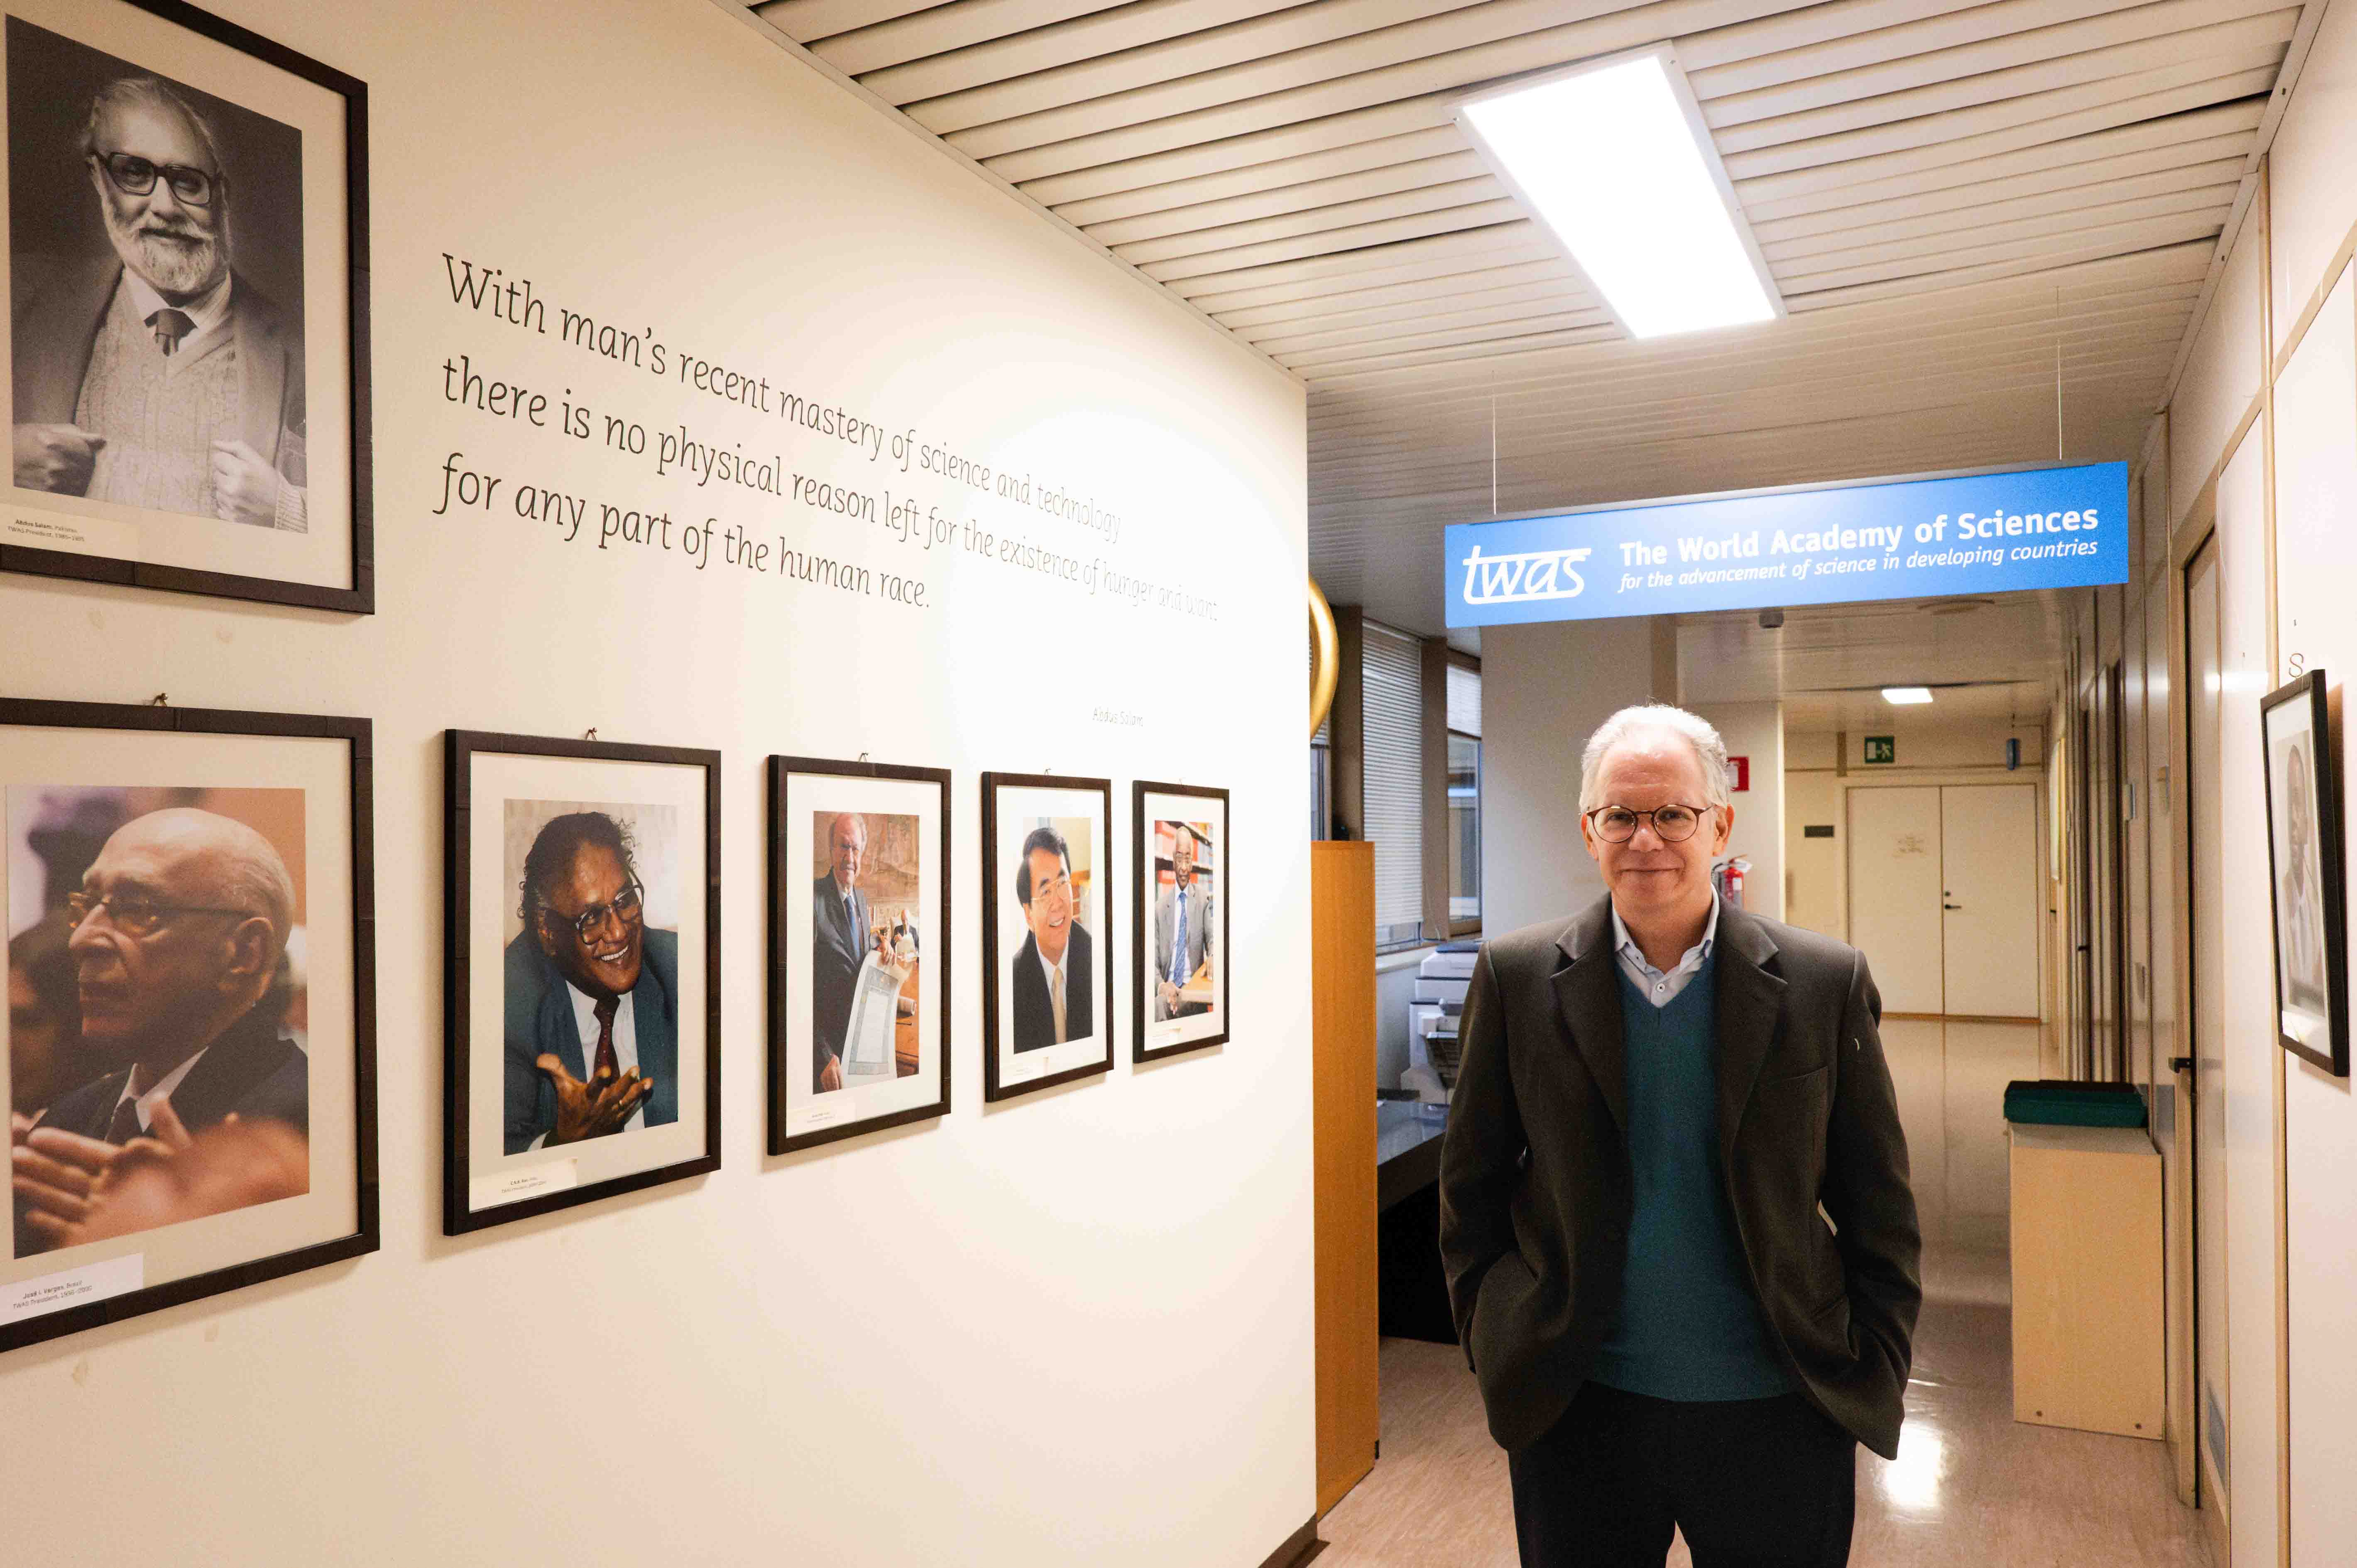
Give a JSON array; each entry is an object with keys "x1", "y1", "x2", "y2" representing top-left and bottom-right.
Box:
[{"x1": 1440, "y1": 704, "x2": 1920, "y2": 1568}]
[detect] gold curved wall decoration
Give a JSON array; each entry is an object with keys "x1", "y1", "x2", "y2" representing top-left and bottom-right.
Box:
[{"x1": 1308, "y1": 577, "x2": 1339, "y2": 740}]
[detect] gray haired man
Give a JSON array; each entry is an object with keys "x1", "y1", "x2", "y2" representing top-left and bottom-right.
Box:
[
  {"x1": 1439, "y1": 703, "x2": 1919, "y2": 1568},
  {"x1": 12, "y1": 74, "x2": 307, "y2": 528}
]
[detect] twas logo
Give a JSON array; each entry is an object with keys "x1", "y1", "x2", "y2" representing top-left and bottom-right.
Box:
[{"x1": 1460, "y1": 544, "x2": 1593, "y2": 607}]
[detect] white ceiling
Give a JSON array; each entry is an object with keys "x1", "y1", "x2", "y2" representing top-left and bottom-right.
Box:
[
  {"x1": 1677, "y1": 590, "x2": 2069, "y2": 707},
  {"x1": 738, "y1": 0, "x2": 2320, "y2": 641}
]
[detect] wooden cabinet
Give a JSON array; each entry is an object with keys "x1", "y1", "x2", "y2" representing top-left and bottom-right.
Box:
[
  {"x1": 1312, "y1": 842, "x2": 1379, "y2": 1515},
  {"x1": 2009, "y1": 1123, "x2": 2166, "y2": 1440}
]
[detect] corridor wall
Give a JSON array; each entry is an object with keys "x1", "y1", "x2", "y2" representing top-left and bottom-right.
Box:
[
  {"x1": 0, "y1": 2, "x2": 1314, "y2": 1564},
  {"x1": 2153, "y1": 1, "x2": 2357, "y2": 1553}
]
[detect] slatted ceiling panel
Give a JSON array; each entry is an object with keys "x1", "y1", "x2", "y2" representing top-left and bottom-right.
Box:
[
  {"x1": 1059, "y1": 129, "x2": 1473, "y2": 226},
  {"x1": 1106, "y1": 174, "x2": 1502, "y2": 265},
  {"x1": 742, "y1": 0, "x2": 2317, "y2": 629},
  {"x1": 1082, "y1": 151, "x2": 1491, "y2": 244},
  {"x1": 833, "y1": 0, "x2": 1303, "y2": 86}
]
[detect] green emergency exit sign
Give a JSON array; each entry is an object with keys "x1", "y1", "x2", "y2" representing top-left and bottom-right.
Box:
[{"x1": 1863, "y1": 736, "x2": 1896, "y2": 764}]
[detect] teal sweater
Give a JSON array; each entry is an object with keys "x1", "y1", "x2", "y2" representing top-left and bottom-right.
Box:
[{"x1": 1590, "y1": 955, "x2": 1797, "y2": 1402}]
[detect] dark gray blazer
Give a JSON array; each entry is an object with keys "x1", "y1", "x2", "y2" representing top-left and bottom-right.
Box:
[{"x1": 1438, "y1": 894, "x2": 1921, "y2": 1459}]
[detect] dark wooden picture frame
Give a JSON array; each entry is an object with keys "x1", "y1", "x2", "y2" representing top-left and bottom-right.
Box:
[
  {"x1": 981, "y1": 771, "x2": 1114, "y2": 1103},
  {"x1": 2260, "y1": 669, "x2": 2349, "y2": 1075},
  {"x1": 1133, "y1": 781, "x2": 1230, "y2": 1064},
  {"x1": 0, "y1": 695, "x2": 377, "y2": 1353},
  {"x1": 767, "y1": 755, "x2": 952, "y2": 1155},
  {"x1": 0, "y1": 0, "x2": 373, "y2": 612},
  {"x1": 443, "y1": 730, "x2": 721, "y2": 1233}
]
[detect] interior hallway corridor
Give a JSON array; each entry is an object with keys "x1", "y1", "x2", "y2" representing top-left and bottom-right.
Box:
[{"x1": 1315, "y1": 1278, "x2": 2210, "y2": 1568}]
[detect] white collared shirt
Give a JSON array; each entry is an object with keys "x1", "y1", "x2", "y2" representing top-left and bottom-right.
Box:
[
  {"x1": 120, "y1": 268, "x2": 233, "y2": 362},
  {"x1": 1034, "y1": 931, "x2": 1075, "y2": 1041},
  {"x1": 567, "y1": 983, "x2": 643, "y2": 1132},
  {"x1": 109, "y1": 1047, "x2": 207, "y2": 1135},
  {"x1": 526, "y1": 982, "x2": 646, "y2": 1150},
  {"x1": 1611, "y1": 896, "x2": 1721, "y2": 1009}
]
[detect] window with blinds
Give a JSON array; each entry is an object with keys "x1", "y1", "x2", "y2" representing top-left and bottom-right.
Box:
[
  {"x1": 1446, "y1": 662, "x2": 1481, "y2": 738},
  {"x1": 1362, "y1": 621, "x2": 1424, "y2": 940}
]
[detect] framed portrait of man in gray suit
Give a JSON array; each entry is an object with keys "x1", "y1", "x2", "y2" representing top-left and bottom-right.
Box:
[
  {"x1": 1134, "y1": 782, "x2": 1228, "y2": 1062},
  {"x1": 0, "y1": 0, "x2": 371, "y2": 612},
  {"x1": 767, "y1": 755, "x2": 951, "y2": 1155},
  {"x1": 443, "y1": 730, "x2": 720, "y2": 1235}
]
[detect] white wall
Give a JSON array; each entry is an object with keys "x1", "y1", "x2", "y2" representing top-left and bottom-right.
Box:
[
  {"x1": 1479, "y1": 617, "x2": 1660, "y2": 935},
  {"x1": 0, "y1": 2, "x2": 1313, "y2": 1565},
  {"x1": 2157, "y1": 2, "x2": 2357, "y2": 1549},
  {"x1": 1692, "y1": 701, "x2": 1784, "y2": 922}
]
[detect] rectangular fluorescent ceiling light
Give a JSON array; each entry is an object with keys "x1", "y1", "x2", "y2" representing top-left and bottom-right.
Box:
[
  {"x1": 1882, "y1": 687, "x2": 1936, "y2": 705},
  {"x1": 1458, "y1": 49, "x2": 1782, "y2": 340}
]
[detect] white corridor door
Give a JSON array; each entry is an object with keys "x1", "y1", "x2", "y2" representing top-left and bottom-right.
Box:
[
  {"x1": 1847, "y1": 786, "x2": 1945, "y2": 1013},
  {"x1": 1941, "y1": 785, "x2": 2041, "y2": 1018}
]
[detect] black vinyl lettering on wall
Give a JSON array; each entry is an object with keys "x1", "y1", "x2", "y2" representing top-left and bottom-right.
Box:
[{"x1": 432, "y1": 250, "x2": 1224, "y2": 622}]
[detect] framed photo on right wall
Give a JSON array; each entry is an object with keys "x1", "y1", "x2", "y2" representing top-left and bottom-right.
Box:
[
  {"x1": 1134, "y1": 781, "x2": 1229, "y2": 1062},
  {"x1": 2260, "y1": 668, "x2": 2348, "y2": 1075}
]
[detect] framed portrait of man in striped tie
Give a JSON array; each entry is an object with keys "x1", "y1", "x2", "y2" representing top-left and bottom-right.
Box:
[
  {"x1": 1, "y1": 0, "x2": 370, "y2": 612},
  {"x1": 981, "y1": 772, "x2": 1113, "y2": 1103},
  {"x1": 1135, "y1": 782, "x2": 1229, "y2": 1063}
]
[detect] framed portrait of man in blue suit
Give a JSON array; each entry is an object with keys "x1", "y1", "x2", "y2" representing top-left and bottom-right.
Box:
[
  {"x1": 1134, "y1": 782, "x2": 1229, "y2": 1063},
  {"x1": 443, "y1": 730, "x2": 720, "y2": 1235}
]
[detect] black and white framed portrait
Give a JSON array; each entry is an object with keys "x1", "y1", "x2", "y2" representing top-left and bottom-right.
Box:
[
  {"x1": 1, "y1": 0, "x2": 370, "y2": 611},
  {"x1": 1134, "y1": 782, "x2": 1228, "y2": 1063},
  {"x1": 2, "y1": 695, "x2": 375, "y2": 1352},
  {"x1": 2261, "y1": 670, "x2": 2348, "y2": 1075},
  {"x1": 768, "y1": 756, "x2": 950, "y2": 1155},
  {"x1": 444, "y1": 731, "x2": 720, "y2": 1233},
  {"x1": 981, "y1": 772, "x2": 1113, "y2": 1102}
]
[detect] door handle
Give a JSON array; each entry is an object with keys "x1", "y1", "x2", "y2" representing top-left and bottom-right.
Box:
[
  {"x1": 1943, "y1": 903, "x2": 1963, "y2": 911},
  {"x1": 2169, "y1": 1056, "x2": 2195, "y2": 1074}
]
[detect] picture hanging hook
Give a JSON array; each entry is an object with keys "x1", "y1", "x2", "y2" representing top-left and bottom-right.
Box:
[
  {"x1": 149, "y1": 692, "x2": 168, "y2": 707},
  {"x1": 583, "y1": 727, "x2": 598, "y2": 741},
  {"x1": 858, "y1": 752, "x2": 870, "y2": 763}
]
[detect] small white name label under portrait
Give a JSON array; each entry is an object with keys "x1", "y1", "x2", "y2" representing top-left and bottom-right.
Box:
[
  {"x1": 471, "y1": 1159, "x2": 579, "y2": 1210},
  {"x1": 3, "y1": 509, "x2": 140, "y2": 561},
  {"x1": 4, "y1": 1253, "x2": 144, "y2": 1325}
]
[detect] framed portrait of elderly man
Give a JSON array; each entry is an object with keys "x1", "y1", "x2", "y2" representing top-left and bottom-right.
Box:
[
  {"x1": 1133, "y1": 783, "x2": 1229, "y2": 1063},
  {"x1": 1, "y1": 695, "x2": 376, "y2": 1354},
  {"x1": 768, "y1": 756, "x2": 951, "y2": 1155},
  {"x1": 0, "y1": 0, "x2": 371, "y2": 612},
  {"x1": 443, "y1": 731, "x2": 720, "y2": 1234},
  {"x1": 981, "y1": 772, "x2": 1114, "y2": 1102},
  {"x1": 2260, "y1": 670, "x2": 2349, "y2": 1076}
]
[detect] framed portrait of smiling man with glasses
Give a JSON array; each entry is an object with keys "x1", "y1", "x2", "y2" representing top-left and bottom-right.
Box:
[
  {"x1": 981, "y1": 772, "x2": 1114, "y2": 1102},
  {"x1": 1, "y1": 0, "x2": 370, "y2": 612},
  {"x1": 444, "y1": 731, "x2": 720, "y2": 1234},
  {"x1": 1, "y1": 695, "x2": 375, "y2": 1354}
]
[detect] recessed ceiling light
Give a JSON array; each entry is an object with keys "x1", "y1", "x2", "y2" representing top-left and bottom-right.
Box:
[
  {"x1": 1882, "y1": 687, "x2": 1935, "y2": 705},
  {"x1": 1458, "y1": 49, "x2": 1782, "y2": 340}
]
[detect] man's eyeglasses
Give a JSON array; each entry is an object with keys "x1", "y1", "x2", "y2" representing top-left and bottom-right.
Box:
[
  {"x1": 66, "y1": 890, "x2": 254, "y2": 937},
  {"x1": 1586, "y1": 804, "x2": 1715, "y2": 844},
  {"x1": 93, "y1": 151, "x2": 222, "y2": 207},
  {"x1": 540, "y1": 882, "x2": 643, "y2": 941}
]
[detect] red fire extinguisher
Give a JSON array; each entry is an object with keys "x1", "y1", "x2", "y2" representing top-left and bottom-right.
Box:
[{"x1": 1718, "y1": 856, "x2": 1751, "y2": 909}]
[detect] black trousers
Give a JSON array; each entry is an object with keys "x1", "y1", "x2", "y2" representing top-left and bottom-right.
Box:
[{"x1": 1508, "y1": 1381, "x2": 1857, "y2": 1568}]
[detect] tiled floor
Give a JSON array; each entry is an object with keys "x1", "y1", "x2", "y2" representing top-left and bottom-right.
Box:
[{"x1": 1315, "y1": 1295, "x2": 2213, "y2": 1567}]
